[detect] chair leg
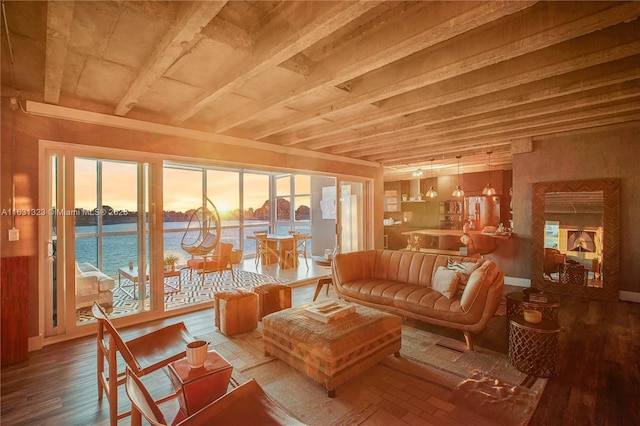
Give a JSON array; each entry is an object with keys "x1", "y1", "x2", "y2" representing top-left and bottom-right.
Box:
[
  {"x1": 97, "y1": 339, "x2": 104, "y2": 401},
  {"x1": 463, "y1": 331, "x2": 475, "y2": 351},
  {"x1": 108, "y1": 336, "x2": 119, "y2": 426}
]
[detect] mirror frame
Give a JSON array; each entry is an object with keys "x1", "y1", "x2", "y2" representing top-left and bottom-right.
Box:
[{"x1": 532, "y1": 178, "x2": 620, "y2": 300}]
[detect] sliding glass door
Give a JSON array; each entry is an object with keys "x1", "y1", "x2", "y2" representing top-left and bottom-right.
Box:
[{"x1": 41, "y1": 145, "x2": 153, "y2": 337}]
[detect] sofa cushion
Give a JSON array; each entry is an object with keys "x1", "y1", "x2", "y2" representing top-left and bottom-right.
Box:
[
  {"x1": 432, "y1": 266, "x2": 460, "y2": 299},
  {"x1": 460, "y1": 260, "x2": 499, "y2": 313}
]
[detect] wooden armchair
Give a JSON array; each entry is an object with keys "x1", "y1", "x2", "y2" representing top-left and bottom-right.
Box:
[
  {"x1": 186, "y1": 241, "x2": 234, "y2": 280},
  {"x1": 92, "y1": 302, "x2": 195, "y2": 426},
  {"x1": 125, "y1": 369, "x2": 305, "y2": 425}
]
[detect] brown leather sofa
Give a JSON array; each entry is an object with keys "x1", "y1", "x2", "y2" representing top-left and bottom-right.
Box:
[{"x1": 332, "y1": 249, "x2": 504, "y2": 350}]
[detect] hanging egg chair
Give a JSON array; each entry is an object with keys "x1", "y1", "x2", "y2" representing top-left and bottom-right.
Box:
[{"x1": 181, "y1": 198, "x2": 221, "y2": 257}]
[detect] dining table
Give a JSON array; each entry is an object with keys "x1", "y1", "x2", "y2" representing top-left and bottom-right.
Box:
[{"x1": 247, "y1": 233, "x2": 311, "y2": 269}]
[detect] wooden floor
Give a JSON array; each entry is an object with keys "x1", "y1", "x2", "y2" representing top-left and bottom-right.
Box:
[{"x1": 2, "y1": 268, "x2": 639, "y2": 425}]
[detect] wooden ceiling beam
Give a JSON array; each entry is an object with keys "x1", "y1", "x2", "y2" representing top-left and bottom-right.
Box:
[
  {"x1": 271, "y1": 43, "x2": 640, "y2": 147},
  {"x1": 171, "y1": 0, "x2": 383, "y2": 124},
  {"x1": 363, "y1": 108, "x2": 640, "y2": 165},
  {"x1": 316, "y1": 80, "x2": 640, "y2": 153},
  {"x1": 340, "y1": 98, "x2": 640, "y2": 160},
  {"x1": 209, "y1": 0, "x2": 536, "y2": 134},
  {"x1": 44, "y1": 1, "x2": 75, "y2": 104},
  {"x1": 257, "y1": 2, "x2": 640, "y2": 142},
  {"x1": 114, "y1": 1, "x2": 227, "y2": 116}
]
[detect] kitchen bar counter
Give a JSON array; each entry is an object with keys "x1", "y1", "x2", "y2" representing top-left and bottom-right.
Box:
[{"x1": 403, "y1": 228, "x2": 512, "y2": 240}]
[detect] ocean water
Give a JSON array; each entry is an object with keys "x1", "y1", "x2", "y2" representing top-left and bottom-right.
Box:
[{"x1": 75, "y1": 221, "x2": 310, "y2": 276}]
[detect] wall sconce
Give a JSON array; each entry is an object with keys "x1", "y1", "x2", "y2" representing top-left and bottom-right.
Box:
[
  {"x1": 482, "y1": 151, "x2": 496, "y2": 196},
  {"x1": 425, "y1": 158, "x2": 438, "y2": 198},
  {"x1": 452, "y1": 155, "x2": 464, "y2": 197}
]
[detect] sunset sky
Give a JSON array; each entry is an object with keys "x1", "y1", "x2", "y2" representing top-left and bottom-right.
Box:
[{"x1": 73, "y1": 158, "x2": 307, "y2": 213}]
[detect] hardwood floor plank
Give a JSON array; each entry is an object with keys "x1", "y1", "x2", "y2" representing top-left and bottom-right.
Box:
[{"x1": 2, "y1": 270, "x2": 640, "y2": 425}]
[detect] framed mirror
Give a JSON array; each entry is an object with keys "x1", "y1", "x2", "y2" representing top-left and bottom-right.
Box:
[{"x1": 532, "y1": 179, "x2": 620, "y2": 300}]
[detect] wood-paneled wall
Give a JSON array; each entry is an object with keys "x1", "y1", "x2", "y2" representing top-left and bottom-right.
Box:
[{"x1": 1, "y1": 256, "x2": 29, "y2": 365}]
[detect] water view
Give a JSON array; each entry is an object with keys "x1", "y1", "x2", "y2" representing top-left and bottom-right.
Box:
[{"x1": 75, "y1": 221, "x2": 310, "y2": 276}]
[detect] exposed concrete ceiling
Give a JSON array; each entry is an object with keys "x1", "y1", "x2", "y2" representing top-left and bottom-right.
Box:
[{"x1": 2, "y1": 1, "x2": 639, "y2": 178}]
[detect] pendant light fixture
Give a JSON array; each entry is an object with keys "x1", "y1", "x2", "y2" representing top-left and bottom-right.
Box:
[
  {"x1": 452, "y1": 155, "x2": 464, "y2": 197},
  {"x1": 426, "y1": 158, "x2": 438, "y2": 198},
  {"x1": 412, "y1": 168, "x2": 425, "y2": 178},
  {"x1": 482, "y1": 150, "x2": 497, "y2": 196}
]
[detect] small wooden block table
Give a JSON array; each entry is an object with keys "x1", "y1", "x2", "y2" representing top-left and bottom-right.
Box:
[
  {"x1": 509, "y1": 315, "x2": 561, "y2": 378},
  {"x1": 167, "y1": 350, "x2": 233, "y2": 423}
]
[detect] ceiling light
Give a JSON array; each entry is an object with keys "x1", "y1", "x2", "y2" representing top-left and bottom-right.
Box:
[
  {"x1": 482, "y1": 151, "x2": 496, "y2": 196},
  {"x1": 426, "y1": 158, "x2": 438, "y2": 198},
  {"x1": 412, "y1": 169, "x2": 425, "y2": 178},
  {"x1": 452, "y1": 155, "x2": 464, "y2": 197}
]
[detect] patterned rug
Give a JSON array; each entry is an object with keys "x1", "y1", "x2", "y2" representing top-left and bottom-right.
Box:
[
  {"x1": 196, "y1": 318, "x2": 546, "y2": 426},
  {"x1": 76, "y1": 269, "x2": 288, "y2": 322}
]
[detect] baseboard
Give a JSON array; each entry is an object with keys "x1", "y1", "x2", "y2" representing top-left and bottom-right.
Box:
[
  {"x1": 29, "y1": 334, "x2": 44, "y2": 352},
  {"x1": 504, "y1": 276, "x2": 530, "y2": 288},
  {"x1": 619, "y1": 291, "x2": 640, "y2": 303}
]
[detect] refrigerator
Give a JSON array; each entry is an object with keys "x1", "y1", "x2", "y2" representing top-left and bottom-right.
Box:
[{"x1": 465, "y1": 196, "x2": 500, "y2": 231}]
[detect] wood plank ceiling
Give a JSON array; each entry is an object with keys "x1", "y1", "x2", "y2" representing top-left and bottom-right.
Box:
[{"x1": 2, "y1": 1, "x2": 639, "y2": 178}]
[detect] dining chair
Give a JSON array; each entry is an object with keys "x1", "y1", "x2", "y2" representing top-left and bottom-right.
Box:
[
  {"x1": 284, "y1": 233, "x2": 309, "y2": 268},
  {"x1": 92, "y1": 302, "x2": 196, "y2": 426},
  {"x1": 125, "y1": 369, "x2": 305, "y2": 425},
  {"x1": 253, "y1": 231, "x2": 271, "y2": 267}
]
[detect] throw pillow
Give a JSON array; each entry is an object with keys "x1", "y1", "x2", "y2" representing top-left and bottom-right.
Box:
[
  {"x1": 447, "y1": 257, "x2": 482, "y2": 285},
  {"x1": 432, "y1": 266, "x2": 460, "y2": 299}
]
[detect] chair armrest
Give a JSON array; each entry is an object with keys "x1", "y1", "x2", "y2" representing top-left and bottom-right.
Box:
[
  {"x1": 178, "y1": 379, "x2": 304, "y2": 425},
  {"x1": 125, "y1": 322, "x2": 195, "y2": 374},
  {"x1": 76, "y1": 274, "x2": 99, "y2": 296}
]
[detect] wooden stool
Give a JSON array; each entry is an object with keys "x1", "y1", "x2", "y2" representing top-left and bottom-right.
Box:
[
  {"x1": 253, "y1": 283, "x2": 292, "y2": 319},
  {"x1": 214, "y1": 290, "x2": 259, "y2": 336}
]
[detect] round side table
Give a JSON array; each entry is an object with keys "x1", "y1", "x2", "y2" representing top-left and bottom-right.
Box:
[
  {"x1": 506, "y1": 291, "x2": 559, "y2": 334},
  {"x1": 509, "y1": 315, "x2": 561, "y2": 378}
]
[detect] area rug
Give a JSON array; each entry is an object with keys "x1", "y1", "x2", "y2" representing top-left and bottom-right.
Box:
[
  {"x1": 199, "y1": 318, "x2": 546, "y2": 426},
  {"x1": 76, "y1": 269, "x2": 288, "y2": 322}
]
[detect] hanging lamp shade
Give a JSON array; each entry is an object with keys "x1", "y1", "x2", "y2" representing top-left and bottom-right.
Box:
[
  {"x1": 452, "y1": 155, "x2": 464, "y2": 197},
  {"x1": 482, "y1": 183, "x2": 497, "y2": 196},
  {"x1": 426, "y1": 158, "x2": 438, "y2": 198},
  {"x1": 482, "y1": 151, "x2": 496, "y2": 195}
]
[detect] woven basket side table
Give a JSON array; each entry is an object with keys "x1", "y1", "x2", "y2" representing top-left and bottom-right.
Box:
[{"x1": 509, "y1": 315, "x2": 561, "y2": 378}]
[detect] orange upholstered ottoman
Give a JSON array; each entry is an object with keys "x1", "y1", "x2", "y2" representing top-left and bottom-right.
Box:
[
  {"x1": 262, "y1": 303, "x2": 402, "y2": 397},
  {"x1": 253, "y1": 283, "x2": 292, "y2": 319},
  {"x1": 214, "y1": 290, "x2": 259, "y2": 336}
]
